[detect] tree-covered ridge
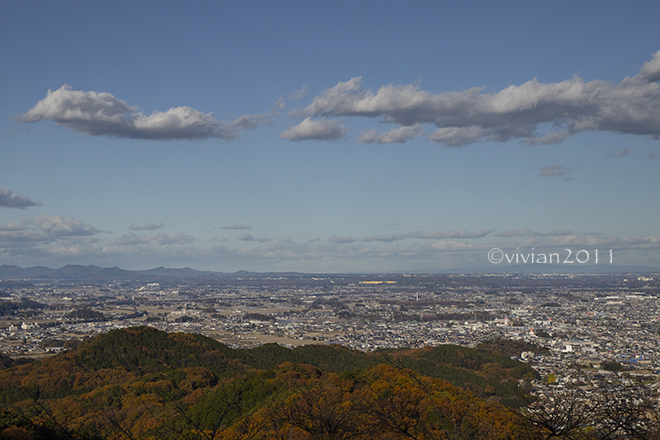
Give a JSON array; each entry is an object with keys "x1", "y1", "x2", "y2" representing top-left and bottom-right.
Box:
[
  {"x1": 68, "y1": 327, "x2": 237, "y2": 373},
  {"x1": 0, "y1": 327, "x2": 539, "y2": 439},
  {"x1": 65, "y1": 326, "x2": 536, "y2": 398}
]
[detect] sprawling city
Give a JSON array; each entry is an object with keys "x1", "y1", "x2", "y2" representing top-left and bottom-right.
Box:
[{"x1": 2, "y1": 266, "x2": 659, "y2": 394}]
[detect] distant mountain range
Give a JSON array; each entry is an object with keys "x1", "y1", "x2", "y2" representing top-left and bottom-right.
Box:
[
  {"x1": 0, "y1": 264, "x2": 315, "y2": 281},
  {"x1": 0, "y1": 263, "x2": 657, "y2": 282}
]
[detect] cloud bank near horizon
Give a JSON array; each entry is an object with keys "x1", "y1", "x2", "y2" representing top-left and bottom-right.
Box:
[{"x1": 1, "y1": 214, "x2": 658, "y2": 271}]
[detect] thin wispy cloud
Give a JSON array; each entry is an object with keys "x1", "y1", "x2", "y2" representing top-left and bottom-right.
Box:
[
  {"x1": 128, "y1": 223, "x2": 165, "y2": 231},
  {"x1": 221, "y1": 224, "x2": 252, "y2": 230},
  {"x1": 607, "y1": 147, "x2": 630, "y2": 158},
  {"x1": 238, "y1": 233, "x2": 272, "y2": 243},
  {"x1": 327, "y1": 235, "x2": 355, "y2": 244},
  {"x1": 517, "y1": 234, "x2": 660, "y2": 250},
  {"x1": 226, "y1": 99, "x2": 282, "y2": 131},
  {"x1": 291, "y1": 86, "x2": 309, "y2": 101},
  {"x1": 0, "y1": 188, "x2": 42, "y2": 209},
  {"x1": 493, "y1": 229, "x2": 576, "y2": 238},
  {"x1": 227, "y1": 113, "x2": 271, "y2": 131},
  {"x1": 539, "y1": 165, "x2": 578, "y2": 178},
  {"x1": 110, "y1": 232, "x2": 195, "y2": 247},
  {"x1": 362, "y1": 230, "x2": 492, "y2": 243}
]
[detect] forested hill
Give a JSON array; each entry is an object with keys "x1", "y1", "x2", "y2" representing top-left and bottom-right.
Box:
[
  {"x1": 58, "y1": 326, "x2": 536, "y2": 402},
  {"x1": 0, "y1": 327, "x2": 538, "y2": 439}
]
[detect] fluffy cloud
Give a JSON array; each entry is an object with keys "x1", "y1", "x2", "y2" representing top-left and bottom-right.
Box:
[
  {"x1": 20, "y1": 85, "x2": 266, "y2": 140},
  {"x1": 0, "y1": 188, "x2": 41, "y2": 209},
  {"x1": 641, "y1": 49, "x2": 660, "y2": 83},
  {"x1": 357, "y1": 124, "x2": 424, "y2": 144},
  {"x1": 280, "y1": 117, "x2": 347, "y2": 141},
  {"x1": 298, "y1": 50, "x2": 660, "y2": 146}
]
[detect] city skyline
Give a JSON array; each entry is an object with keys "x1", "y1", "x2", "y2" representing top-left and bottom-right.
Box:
[{"x1": 1, "y1": 1, "x2": 659, "y2": 272}]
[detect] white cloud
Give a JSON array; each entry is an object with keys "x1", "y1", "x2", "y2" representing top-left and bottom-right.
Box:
[
  {"x1": 299, "y1": 50, "x2": 660, "y2": 146},
  {"x1": 20, "y1": 85, "x2": 246, "y2": 140},
  {"x1": 357, "y1": 124, "x2": 424, "y2": 144},
  {"x1": 641, "y1": 49, "x2": 660, "y2": 83},
  {"x1": 132, "y1": 106, "x2": 231, "y2": 139},
  {"x1": 280, "y1": 117, "x2": 347, "y2": 141},
  {"x1": 428, "y1": 126, "x2": 490, "y2": 147},
  {"x1": 0, "y1": 188, "x2": 41, "y2": 209}
]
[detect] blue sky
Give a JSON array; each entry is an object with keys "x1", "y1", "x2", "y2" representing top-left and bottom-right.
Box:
[{"x1": 1, "y1": 1, "x2": 660, "y2": 272}]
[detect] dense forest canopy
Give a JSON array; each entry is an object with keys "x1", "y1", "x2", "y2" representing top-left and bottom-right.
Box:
[{"x1": 0, "y1": 327, "x2": 655, "y2": 439}]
